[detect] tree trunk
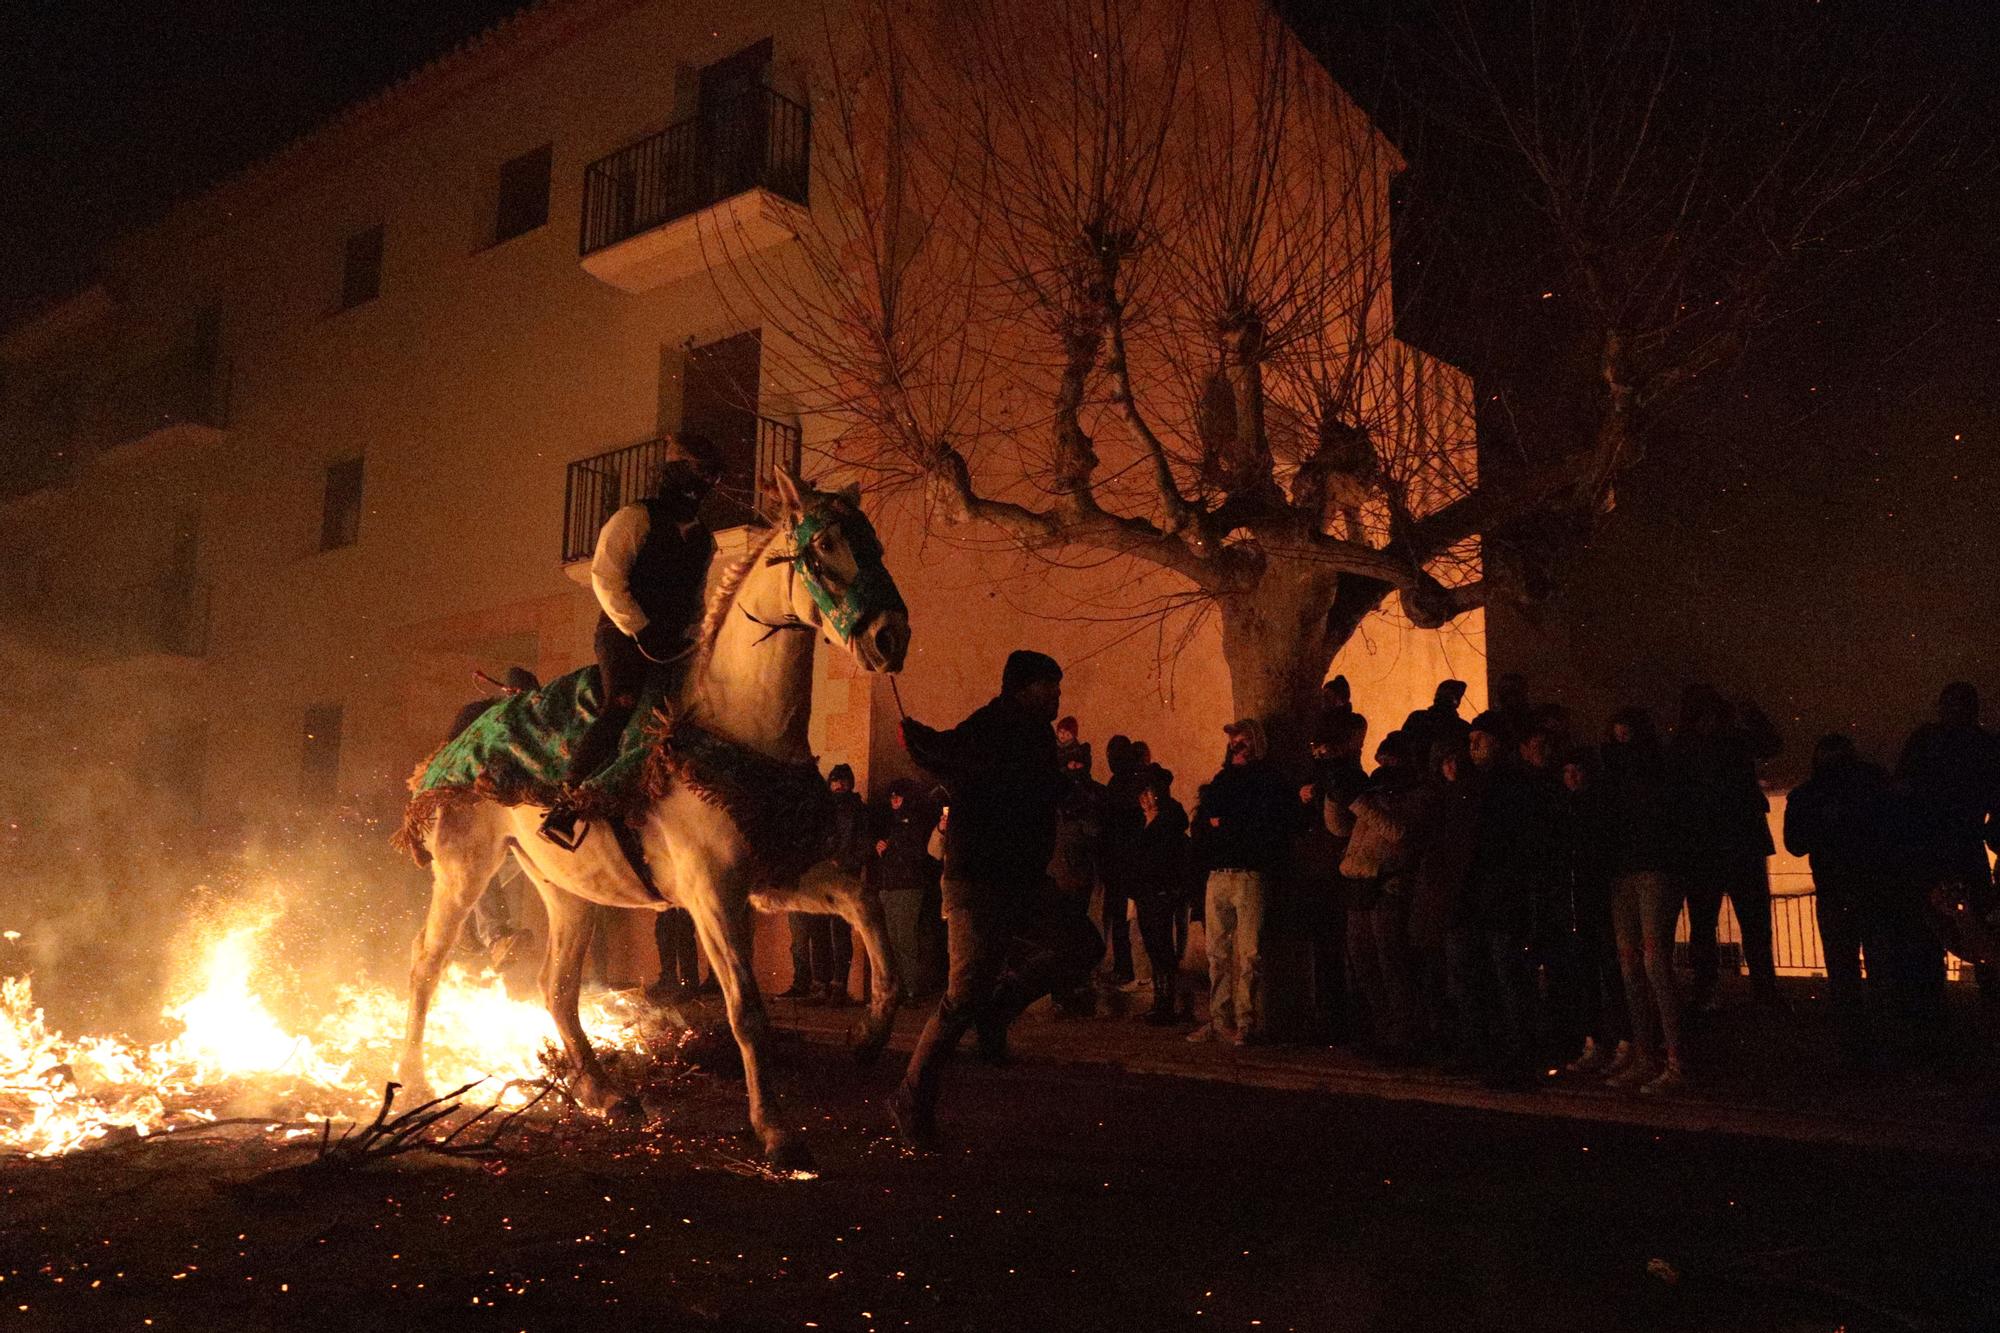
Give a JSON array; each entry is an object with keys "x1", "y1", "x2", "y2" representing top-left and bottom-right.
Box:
[{"x1": 1215, "y1": 564, "x2": 1340, "y2": 773}]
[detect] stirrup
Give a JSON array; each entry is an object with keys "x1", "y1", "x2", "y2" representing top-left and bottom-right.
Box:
[{"x1": 539, "y1": 806, "x2": 590, "y2": 851}]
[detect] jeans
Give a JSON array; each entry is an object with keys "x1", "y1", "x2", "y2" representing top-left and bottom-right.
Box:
[
  {"x1": 1347, "y1": 884, "x2": 1416, "y2": 1050},
  {"x1": 1815, "y1": 886, "x2": 1869, "y2": 1057},
  {"x1": 1134, "y1": 893, "x2": 1183, "y2": 1011},
  {"x1": 1101, "y1": 879, "x2": 1135, "y2": 978},
  {"x1": 788, "y1": 912, "x2": 852, "y2": 991},
  {"x1": 653, "y1": 907, "x2": 702, "y2": 989},
  {"x1": 881, "y1": 889, "x2": 925, "y2": 1002},
  {"x1": 1205, "y1": 869, "x2": 1269, "y2": 1036},
  {"x1": 899, "y1": 876, "x2": 1102, "y2": 1115},
  {"x1": 1612, "y1": 870, "x2": 1683, "y2": 1062}
]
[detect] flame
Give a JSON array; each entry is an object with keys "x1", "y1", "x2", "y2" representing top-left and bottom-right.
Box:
[{"x1": 2, "y1": 902, "x2": 646, "y2": 1157}]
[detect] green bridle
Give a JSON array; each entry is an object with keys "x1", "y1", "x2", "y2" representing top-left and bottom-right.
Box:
[{"x1": 786, "y1": 500, "x2": 905, "y2": 644}]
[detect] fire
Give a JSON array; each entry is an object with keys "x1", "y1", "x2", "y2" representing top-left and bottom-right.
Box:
[{"x1": 2, "y1": 902, "x2": 646, "y2": 1157}]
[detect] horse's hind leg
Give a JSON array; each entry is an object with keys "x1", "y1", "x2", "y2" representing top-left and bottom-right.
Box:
[
  {"x1": 686, "y1": 885, "x2": 810, "y2": 1171},
  {"x1": 834, "y1": 883, "x2": 900, "y2": 1065},
  {"x1": 397, "y1": 804, "x2": 504, "y2": 1096},
  {"x1": 526, "y1": 877, "x2": 638, "y2": 1122}
]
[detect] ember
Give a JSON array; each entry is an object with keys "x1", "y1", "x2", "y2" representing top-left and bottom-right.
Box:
[{"x1": 2, "y1": 902, "x2": 645, "y2": 1157}]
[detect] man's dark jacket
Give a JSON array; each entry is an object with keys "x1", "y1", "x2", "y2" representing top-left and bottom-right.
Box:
[
  {"x1": 823, "y1": 789, "x2": 872, "y2": 873},
  {"x1": 1192, "y1": 758, "x2": 1292, "y2": 876},
  {"x1": 902, "y1": 694, "x2": 1062, "y2": 886}
]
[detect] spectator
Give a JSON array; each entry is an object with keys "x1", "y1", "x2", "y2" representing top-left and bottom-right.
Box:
[
  {"x1": 1287, "y1": 767, "x2": 1346, "y2": 1042},
  {"x1": 1559, "y1": 749, "x2": 1630, "y2": 1075},
  {"x1": 1401, "y1": 679, "x2": 1471, "y2": 774},
  {"x1": 1050, "y1": 748, "x2": 1108, "y2": 905},
  {"x1": 1306, "y1": 713, "x2": 1370, "y2": 1042},
  {"x1": 1474, "y1": 724, "x2": 1567, "y2": 1085},
  {"x1": 785, "y1": 764, "x2": 864, "y2": 1005},
  {"x1": 1190, "y1": 718, "x2": 1291, "y2": 1044},
  {"x1": 649, "y1": 907, "x2": 705, "y2": 1002},
  {"x1": 1669, "y1": 685, "x2": 1782, "y2": 1011},
  {"x1": 1784, "y1": 734, "x2": 1901, "y2": 1067},
  {"x1": 1339, "y1": 729, "x2": 1432, "y2": 1061},
  {"x1": 1131, "y1": 771, "x2": 1194, "y2": 1024},
  {"x1": 1896, "y1": 682, "x2": 2000, "y2": 1005},
  {"x1": 1601, "y1": 707, "x2": 1686, "y2": 1094},
  {"x1": 1320, "y1": 674, "x2": 1367, "y2": 744},
  {"x1": 1056, "y1": 715, "x2": 1092, "y2": 779},
  {"x1": 874, "y1": 779, "x2": 939, "y2": 1005},
  {"x1": 1414, "y1": 737, "x2": 1486, "y2": 1071},
  {"x1": 1098, "y1": 737, "x2": 1149, "y2": 987}
]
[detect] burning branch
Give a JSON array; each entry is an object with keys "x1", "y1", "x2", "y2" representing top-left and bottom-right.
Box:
[{"x1": 306, "y1": 1080, "x2": 550, "y2": 1172}]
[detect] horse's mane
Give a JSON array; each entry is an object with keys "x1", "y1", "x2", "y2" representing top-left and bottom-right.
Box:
[{"x1": 688, "y1": 520, "x2": 786, "y2": 686}]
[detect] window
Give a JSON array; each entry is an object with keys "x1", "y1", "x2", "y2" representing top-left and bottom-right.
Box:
[
  {"x1": 494, "y1": 144, "x2": 552, "y2": 243},
  {"x1": 320, "y1": 457, "x2": 364, "y2": 551},
  {"x1": 300, "y1": 705, "x2": 343, "y2": 803},
  {"x1": 340, "y1": 224, "x2": 384, "y2": 310},
  {"x1": 681, "y1": 329, "x2": 762, "y2": 528}
]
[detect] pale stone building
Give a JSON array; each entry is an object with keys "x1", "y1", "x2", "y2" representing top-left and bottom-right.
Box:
[{"x1": 0, "y1": 0, "x2": 1482, "y2": 980}]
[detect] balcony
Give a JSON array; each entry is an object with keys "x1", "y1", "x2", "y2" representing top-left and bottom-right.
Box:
[
  {"x1": 98, "y1": 333, "x2": 230, "y2": 456},
  {"x1": 561, "y1": 417, "x2": 803, "y2": 564},
  {"x1": 579, "y1": 86, "x2": 810, "y2": 293}
]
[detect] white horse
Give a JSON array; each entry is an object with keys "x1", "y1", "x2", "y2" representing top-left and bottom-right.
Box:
[{"x1": 397, "y1": 469, "x2": 911, "y2": 1168}]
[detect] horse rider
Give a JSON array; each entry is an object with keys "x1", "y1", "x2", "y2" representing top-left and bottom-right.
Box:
[{"x1": 540, "y1": 439, "x2": 722, "y2": 849}]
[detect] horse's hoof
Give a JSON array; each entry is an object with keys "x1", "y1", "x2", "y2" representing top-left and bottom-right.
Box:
[
  {"x1": 849, "y1": 1022, "x2": 889, "y2": 1067},
  {"x1": 765, "y1": 1135, "x2": 816, "y2": 1176}
]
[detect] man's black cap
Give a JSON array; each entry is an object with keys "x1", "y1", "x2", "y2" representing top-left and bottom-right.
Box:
[{"x1": 1002, "y1": 650, "x2": 1063, "y2": 693}]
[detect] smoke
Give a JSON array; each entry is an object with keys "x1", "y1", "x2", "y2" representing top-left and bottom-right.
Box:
[{"x1": 0, "y1": 628, "x2": 438, "y2": 1041}]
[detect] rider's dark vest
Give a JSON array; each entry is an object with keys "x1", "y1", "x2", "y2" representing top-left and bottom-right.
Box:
[{"x1": 627, "y1": 498, "x2": 716, "y2": 636}]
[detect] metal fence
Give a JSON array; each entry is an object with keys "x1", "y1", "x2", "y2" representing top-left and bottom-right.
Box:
[
  {"x1": 560, "y1": 418, "x2": 803, "y2": 563},
  {"x1": 1677, "y1": 884, "x2": 1976, "y2": 983},
  {"x1": 580, "y1": 86, "x2": 810, "y2": 256}
]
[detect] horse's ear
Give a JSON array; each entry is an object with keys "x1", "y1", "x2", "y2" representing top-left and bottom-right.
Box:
[
  {"x1": 835, "y1": 482, "x2": 862, "y2": 507},
  {"x1": 768, "y1": 465, "x2": 807, "y2": 523}
]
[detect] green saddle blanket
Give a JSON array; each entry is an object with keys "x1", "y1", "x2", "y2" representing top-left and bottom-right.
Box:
[
  {"x1": 395, "y1": 666, "x2": 834, "y2": 884},
  {"x1": 412, "y1": 664, "x2": 666, "y2": 810}
]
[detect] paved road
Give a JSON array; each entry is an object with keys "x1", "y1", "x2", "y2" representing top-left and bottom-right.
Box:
[{"x1": 6, "y1": 1038, "x2": 1996, "y2": 1332}]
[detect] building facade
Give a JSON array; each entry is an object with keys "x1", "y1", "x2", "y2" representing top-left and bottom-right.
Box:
[{"x1": 0, "y1": 0, "x2": 1484, "y2": 978}]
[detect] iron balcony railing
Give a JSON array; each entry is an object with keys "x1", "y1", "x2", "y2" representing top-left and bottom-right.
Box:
[
  {"x1": 561, "y1": 417, "x2": 803, "y2": 562},
  {"x1": 580, "y1": 86, "x2": 810, "y2": 257}
]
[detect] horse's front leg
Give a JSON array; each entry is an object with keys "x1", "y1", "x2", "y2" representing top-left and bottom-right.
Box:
[
  {"x1": 537, "y1": 889, "x2": 638, "y2": 1122},
  {"x1": 835, "y1": 880, "x2": 901, "y2": 1065},
  {"x1": 687, "y1": 884, "x2": 811, "y2": 1171}
]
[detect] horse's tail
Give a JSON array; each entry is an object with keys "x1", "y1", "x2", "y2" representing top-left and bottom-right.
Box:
[{"x1": 391, "y1": 787, "x2": 454, "y2": 867}]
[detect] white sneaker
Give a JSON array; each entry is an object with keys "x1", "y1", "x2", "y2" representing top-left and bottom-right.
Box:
[
  {"x1": 1565, "y1": 1038, "x2": 1606, "y2": 1074},
  {"x1": 1605, "y1": 1054, "x2": 1654, "y2": 1089},
  {"x1": 1639, "y1": 1062, "x2": 1686, "y2": 1096},
  {"x1": 1185, "y1": 1022, "x2": 1224, "y2": 1044},
  {"x1": 1601, "y1": 1040, "x2": 1635, "y2": 1077}
]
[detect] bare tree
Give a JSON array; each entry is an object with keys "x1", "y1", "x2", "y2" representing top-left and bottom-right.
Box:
[{"x1": 714, "y1": 0, "x2": 1919, "y2": 755}]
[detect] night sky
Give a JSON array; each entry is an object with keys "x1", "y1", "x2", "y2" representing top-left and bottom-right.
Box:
[{"x1": 4, "y1": 0, "x2": 1996, "y2": 780}]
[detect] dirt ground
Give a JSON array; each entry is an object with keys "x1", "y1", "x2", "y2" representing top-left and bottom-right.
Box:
[{"x1": 5, "y1": 1027, "x2": 1998, "y2": 1333}]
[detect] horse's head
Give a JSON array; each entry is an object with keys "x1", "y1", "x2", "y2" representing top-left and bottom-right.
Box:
[{"x1": 767, "y1": 468, "x2": 910, "y2": 673}]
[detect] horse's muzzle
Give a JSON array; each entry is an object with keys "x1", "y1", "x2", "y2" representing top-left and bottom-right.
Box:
[{"x1": 854, "y1": 609, "x2": 910, "y2": 673}]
